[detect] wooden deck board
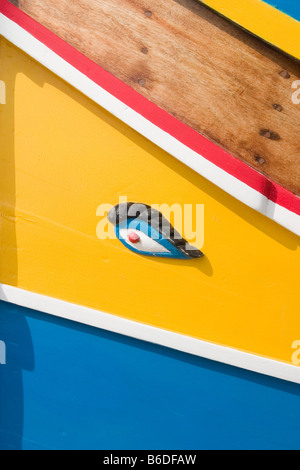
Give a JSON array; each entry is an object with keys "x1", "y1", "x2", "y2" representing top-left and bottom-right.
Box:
[{"x1": 9, "y1": 0, "x2": 300, "y2": 195}]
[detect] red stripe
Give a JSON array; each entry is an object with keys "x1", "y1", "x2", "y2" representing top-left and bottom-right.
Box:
[{"x1": 1, "y1": 0, "x2": 300, "y2": 216}]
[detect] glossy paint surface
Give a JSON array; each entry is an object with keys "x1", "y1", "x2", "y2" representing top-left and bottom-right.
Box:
[
  {"x1": 198, "y1": 0, "x2": 300, "y2": 60},
  {"x1": 263, "y1": 0, "x2": 300, "y2": 21},
  {"x1": 1, "y1": 301, "x2": 300, "y2": 450}
]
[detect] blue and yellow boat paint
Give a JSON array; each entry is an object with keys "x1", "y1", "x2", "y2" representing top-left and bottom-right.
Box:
[
  {"x1": 1, "y1": 0, "x2": 300, "y2": 450},
  {"x1": 198, "y1": 0, "x2": 300, "y2": 60}
]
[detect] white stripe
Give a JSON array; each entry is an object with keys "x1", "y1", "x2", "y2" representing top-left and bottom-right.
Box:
[
  {"x1": 0, "y1": 79, "x2": 6, "y2": 104},
  {"x1": 0, "y1": 283, "x2": 300, "y2": 384},
  {"x1": 0, "y1": 14, "x2": 299, "y2": 236}
]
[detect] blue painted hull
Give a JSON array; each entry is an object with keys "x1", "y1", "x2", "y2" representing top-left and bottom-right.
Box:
[{"x1": 1, "y1": 300, "x2": 300, "y2": 450}]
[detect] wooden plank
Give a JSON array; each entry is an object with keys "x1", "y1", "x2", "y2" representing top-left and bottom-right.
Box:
[{"x1": 9, "y1": 0, "x2": 300, "y2": 195}]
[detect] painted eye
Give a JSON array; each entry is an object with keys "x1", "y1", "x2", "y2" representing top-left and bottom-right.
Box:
[
  {"x1": 119, "y1": 228, "x2": 171, "y2": 255},
  {"x1": 108, "y1": 202, "x2": 204, "y2": 260}
]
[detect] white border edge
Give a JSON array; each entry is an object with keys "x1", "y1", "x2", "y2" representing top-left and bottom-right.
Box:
[
  {"x1": 0, "y1": 14, "x2": 299, "y2": 237},
  {"x1": 1, "y1": 283, "x2": 300, "y2": 384}
]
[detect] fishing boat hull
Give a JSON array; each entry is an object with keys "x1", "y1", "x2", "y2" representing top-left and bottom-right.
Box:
[{"x1": 0, "y1": 0, "x2": 300, "y2": 450}]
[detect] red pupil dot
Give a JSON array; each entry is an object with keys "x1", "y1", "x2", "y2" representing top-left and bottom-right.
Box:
[{"x1": 128, "y1": 231, "x2": 140, "y2": 243}]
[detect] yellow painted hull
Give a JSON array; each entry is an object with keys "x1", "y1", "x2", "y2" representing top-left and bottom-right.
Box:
[
  {"x1": 1, "y1": 38, "x2": 300, "y2": 368},
  {"x1": 198, "y1": 0, "x2": 300, "y2": 60}
]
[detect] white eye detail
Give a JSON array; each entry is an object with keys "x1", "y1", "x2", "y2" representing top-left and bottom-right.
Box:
[{"x1": 119, "y1": 229, "x2": 170, "y2": 254}]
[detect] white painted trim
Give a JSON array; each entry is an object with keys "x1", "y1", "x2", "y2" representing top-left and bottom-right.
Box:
[
  {"x1": 0, "y1": 14, "x2": 299, "y2": 236},
  {"x1": 0, "y1": 79, "x2": 6, "y2": 104},
  {"x1": 0, "y1": 283, "x2": 300, "y2": 384}
]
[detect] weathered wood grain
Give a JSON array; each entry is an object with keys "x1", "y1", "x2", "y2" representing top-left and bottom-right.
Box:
[{"x1": 11, "y1": 0, "x2": 300, "y2": 195}]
